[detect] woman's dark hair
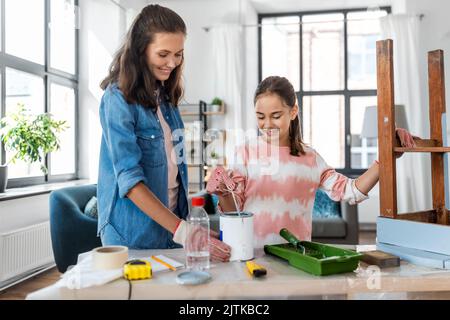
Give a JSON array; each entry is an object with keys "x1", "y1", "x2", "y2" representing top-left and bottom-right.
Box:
[
  {"x1": 100, "y1": 4, "x2": 186, "y2": 108},
  {"x1": 254, "y1": 76, "x2": 306, "y2": 157}
]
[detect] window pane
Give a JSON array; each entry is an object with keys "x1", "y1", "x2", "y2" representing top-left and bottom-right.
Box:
[
  {"x1": 302, "y1": 14, "x2": 344, "y2": 91},
  {"x1": 347, "y1": 10, "x2": 387, "y2": 90},
  {"x1": 5, "y1": 68, "x2": 45, "y2": 179},
  {"x1": 50, "y1": 0, "x2": 76, "y2": 74},
  {"x1": 302, "y1": 95, "x2": 345, "y2": 168},
  {"x1": 5, "y1": 0, "x2": 45, "y2": 64},
  {"x1": 261, "y1": 16, "x2": 300, "y2": 91},
  {"x1": 350, "y1": 96, "x2": 378, "y2": 169},
  {"x1": 49, "y1": 84, "x2": 75, "y2": 175}
]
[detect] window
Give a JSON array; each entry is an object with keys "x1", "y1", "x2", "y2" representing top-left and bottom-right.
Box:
[
  {"x1": 0, "y1": 0, "x2": 79, "y2": 188},
  {"x1": 49, "y1": 82, "x2": 76, "y2": 175},
  {"x1": 50, "y1": 0, "x2": 77, "y2": 74},
  {"x1": 261, "y1": 16, "x2": 300, "y2": 91},
  {"x1": 5, "y1": 0, "x2": 45, "y2": 64},
  {"x1": 302, "y1": 13, "x2": 345, "y2": 91},
  {"x1": 350, "y1": 96, "x2": 378, "y2": 169},
  {"x1": 303, "y1": 95, "x2": 345, "y2": 168},
  {"x1": 5, "y1": 68, "x2": 45, "y2": 179},
  {"x1": 260, "y1": 7, "x2": 389, "y2": 175}
]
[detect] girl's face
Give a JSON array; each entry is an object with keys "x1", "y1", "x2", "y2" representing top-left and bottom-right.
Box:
[
  {"x1": 146, "y1": 32, "x2": 185, "y2": 81},
  {"x1": 255, "y1": 93, "x2": 299, "y2": 146}
]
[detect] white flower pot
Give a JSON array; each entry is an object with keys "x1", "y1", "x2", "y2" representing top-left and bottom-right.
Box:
[
  {"x1": 209, "y1": 104, "x2": 221, "y2": 113},
  {"x1": 0, "y1": 165, "x2": 8, "y2": 193},
  {"x1": 210, "y1": 159, "x2": 219, "y2": 167}
]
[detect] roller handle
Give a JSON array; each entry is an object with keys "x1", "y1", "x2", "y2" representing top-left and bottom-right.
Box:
[{"x1": 280, "y1": 228, "x2": 305, "y2": 254}]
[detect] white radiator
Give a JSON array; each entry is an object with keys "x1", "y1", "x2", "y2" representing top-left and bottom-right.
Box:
[{"x1": 0, "y1": 221, "x2": 55, "y2": 284}]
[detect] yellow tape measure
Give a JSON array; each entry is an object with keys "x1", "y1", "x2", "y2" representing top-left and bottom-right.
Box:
[{"x1": 123, "y1": 259, "x2": 152, "y2": 280}]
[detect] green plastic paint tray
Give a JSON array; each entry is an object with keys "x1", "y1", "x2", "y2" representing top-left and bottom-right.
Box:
[{"x1": 264, "y1": 241, "x2": 363, "y2": 276}]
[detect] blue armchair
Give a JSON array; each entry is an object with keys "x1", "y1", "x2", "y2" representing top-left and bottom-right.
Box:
[{"x1": 49, "y1": 184, "x2": 101, "y2": 273}]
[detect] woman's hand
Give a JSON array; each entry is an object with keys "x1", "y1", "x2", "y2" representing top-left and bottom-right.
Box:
[
  {"x1": 209, "y1": 229, "x2": 232, "y2": 262},
  {"x1": 173, "y1": 220, "x2": 231, "y2": 262}
]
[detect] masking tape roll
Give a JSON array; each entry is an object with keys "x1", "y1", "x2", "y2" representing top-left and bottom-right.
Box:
[{"x1": 92, "y1": 246, "x2": 129, "y2": 270}]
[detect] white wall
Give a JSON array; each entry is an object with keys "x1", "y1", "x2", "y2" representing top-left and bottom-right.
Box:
[
  {"x1": 404, "y1": 0, "x2": 450, "y2": 136},
  {"x1": 78, "y1": 0, "x2": 146, "y2": 180},
  {"x1": 243, "y1": 1, "x2": 259, "y2": 131},
  {"x1": 0, "y1": 195, "x2": 50, "y2": 233}
]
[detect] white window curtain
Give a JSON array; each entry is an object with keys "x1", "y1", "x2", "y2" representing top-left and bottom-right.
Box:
[
  {"x1": 380, "y1": 14, "x2": 432, "y2": 213},
  {"x1": 211, "y1": 24, "x2": 244, "y2": 131}
]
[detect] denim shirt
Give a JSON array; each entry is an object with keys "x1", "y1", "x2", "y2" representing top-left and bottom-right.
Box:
[{"x1": 97, "y1": 84, "x2": 188, "y2": 249}]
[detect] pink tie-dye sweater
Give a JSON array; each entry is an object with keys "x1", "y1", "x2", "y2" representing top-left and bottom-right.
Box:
[{"x1": 219, "y1": 137, "x2": 368, "y2": 249}]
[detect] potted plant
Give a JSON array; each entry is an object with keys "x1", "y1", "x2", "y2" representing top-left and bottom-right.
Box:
[
  {"x1": 209, "y1": 97, "x2": 223, "y2": 113},
  {"x1": 0, "y1": 103, "x2": 68, "y2": 192},
  {"x1": 209, "y1": 150, "x2": 220, "y2": 167}
]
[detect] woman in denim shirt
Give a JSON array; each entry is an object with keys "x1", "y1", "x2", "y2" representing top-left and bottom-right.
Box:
[{"x1": 97, "y1": 4, "x2": 230, "y2": 262}]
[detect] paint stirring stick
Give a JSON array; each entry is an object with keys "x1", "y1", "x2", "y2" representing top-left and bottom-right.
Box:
[
  {"x1": 230, "y1": 191, "x2": 241, "y2": 217},
  {"x1": 220, "y1": 168, "x2": 241, "y2": 217}
]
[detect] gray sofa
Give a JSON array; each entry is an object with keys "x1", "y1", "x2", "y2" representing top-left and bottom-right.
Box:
[{"x1": 188, "y1": 190, "x2": 359, "y2": 245}]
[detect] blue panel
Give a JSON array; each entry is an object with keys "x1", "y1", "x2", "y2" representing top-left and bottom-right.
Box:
[
  {"x1": 377, "y1": 242, "x2": 450, "y2": 269},
  {"x1": 442, "y1": 113, "x2": 449, "y2": 210},
  {"x1": 377, "y1": 217, "x2": 450, "y2": 255}
]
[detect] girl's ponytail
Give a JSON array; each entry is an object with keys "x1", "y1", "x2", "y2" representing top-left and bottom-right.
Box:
[{"x1": 289, "y1": 114, "x2": 305, "y2": 156}]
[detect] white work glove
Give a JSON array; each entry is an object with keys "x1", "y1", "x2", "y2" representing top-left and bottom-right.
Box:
[{"x1": 173, "y1": 220, "x2": 231, "y2": 262}]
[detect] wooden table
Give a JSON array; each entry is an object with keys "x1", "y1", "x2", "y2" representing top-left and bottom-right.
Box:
[{"x1": 26, "y1": 245, "x2": 450, "y2": 300}]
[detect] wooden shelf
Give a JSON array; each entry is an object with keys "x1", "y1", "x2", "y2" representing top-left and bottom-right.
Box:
[
  {"x1": 394, "y1": 146, "x2": 450, "y2": 153},
  {"x1": 203, "y1": 111, "x2": 225, "y2": 115},
  {"x1": 180, "y1": 101, "x2": 225, "y2": 116},
  {"x1": 180, "y1": 112, "x2": 199, "y2": 116},
  {"x1": 180, "y1": 111, "x2": 225, "y2": 116},
  {"x1": 180, "y1": 100, "x2": 226, "y2": 192},
  {"x1": 393, "y1": 138, "x2": 450, "y2": 152}
]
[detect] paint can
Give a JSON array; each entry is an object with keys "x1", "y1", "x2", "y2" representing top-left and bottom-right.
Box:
[{"x1": 219, "y1": 212, "x2": 254, "y2": 261}]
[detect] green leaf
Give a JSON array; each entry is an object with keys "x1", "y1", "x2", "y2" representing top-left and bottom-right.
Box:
[{"x1": 0, "y1": 103, "x2": 68, "y2": 169}]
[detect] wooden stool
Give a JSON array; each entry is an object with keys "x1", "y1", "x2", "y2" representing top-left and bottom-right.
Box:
[{"x1": 375, "y1": 39, "x2": 450, "y2": 268}]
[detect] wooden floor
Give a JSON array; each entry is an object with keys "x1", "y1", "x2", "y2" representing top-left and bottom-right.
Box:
[
  {"x1": 0, "y1": 267, "x2": 62, "y2": 300},
  {"x1": 0, "y1": 231, "x2": 377, "y2": 300}
]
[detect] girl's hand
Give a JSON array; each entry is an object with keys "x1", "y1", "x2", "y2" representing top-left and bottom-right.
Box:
[
  {"x1": 206, "y1": 166, "x2": 236, "y2": 196},
  {"x1": 395, "y1": 128, "x2": 417, "y2": 158},
  {"x1": 396, "y1": 127, "x2": 417, "y2": 148}
]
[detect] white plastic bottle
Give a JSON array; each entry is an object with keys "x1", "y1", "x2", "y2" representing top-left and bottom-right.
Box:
[{"x1": 185, "y1": 197, "x2": 210, "y2": 270}]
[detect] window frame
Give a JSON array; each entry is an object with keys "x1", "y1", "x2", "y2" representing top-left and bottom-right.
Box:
[
  {"x1": 258, "y1": 6, "x2": 391, "y2": 177},
  {"x1": 0, "y1": 0, "x2": 79, "y2": 188}
]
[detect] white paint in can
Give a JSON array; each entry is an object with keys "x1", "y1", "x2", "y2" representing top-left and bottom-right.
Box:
[{"x1": 219, "y1": 212, "x2": 254, "y2": 261}]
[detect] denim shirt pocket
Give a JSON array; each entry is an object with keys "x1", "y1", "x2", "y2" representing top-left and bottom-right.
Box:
[{"x1": 136, "y1": 128, "x2": 165, "y2": 167}]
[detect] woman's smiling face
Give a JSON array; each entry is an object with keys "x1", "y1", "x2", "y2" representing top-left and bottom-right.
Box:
[
  {"x1": 255, "y1": 92, "x2": 298, "y2": 146},
  {"x1": 146, "y1": 32, "x2": 185, "y2": 81}
]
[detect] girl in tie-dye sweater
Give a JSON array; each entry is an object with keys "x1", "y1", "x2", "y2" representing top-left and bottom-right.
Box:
[{"x1": 206, "y1": 76, "x2": 416, "y2": 249}]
